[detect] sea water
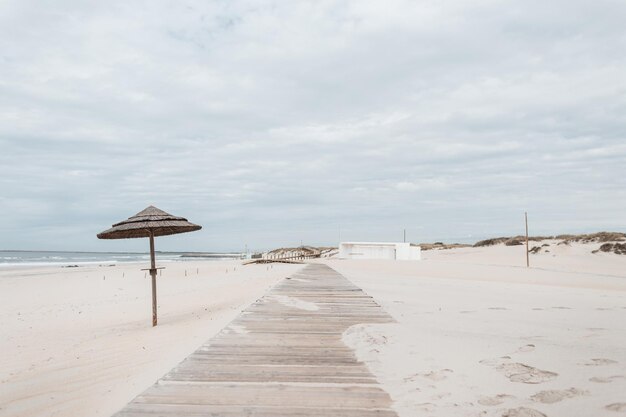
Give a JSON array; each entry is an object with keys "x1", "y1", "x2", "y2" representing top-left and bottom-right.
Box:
[{"x1": 0, "y1": 250, "x2": 239, "y2": 267}]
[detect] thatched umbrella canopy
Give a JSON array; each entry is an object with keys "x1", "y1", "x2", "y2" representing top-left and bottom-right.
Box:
[
  {"x1": 97, "y1": 206, "x2": 201, "y2": 239},
  {"x1": 97, "y1": 206, "x2": 201, "y2": 326}
]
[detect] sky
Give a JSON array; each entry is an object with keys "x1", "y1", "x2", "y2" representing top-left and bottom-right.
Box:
[{"x1": 1, "y1": 0, "x2": 625, "y2": 253}]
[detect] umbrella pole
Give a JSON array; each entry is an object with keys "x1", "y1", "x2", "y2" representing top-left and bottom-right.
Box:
[{"x1": 149, "y1": 231, "x2": 158, "y2": 327}]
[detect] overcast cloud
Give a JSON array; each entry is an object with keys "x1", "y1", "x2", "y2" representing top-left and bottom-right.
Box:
[{"x1": 1, "y1": 0, "x2": 625, "y2": 252}]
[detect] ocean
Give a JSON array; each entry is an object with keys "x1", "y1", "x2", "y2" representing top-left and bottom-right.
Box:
[{"x1": 0, "y1": 250, "x2": 243, "y2": 267}]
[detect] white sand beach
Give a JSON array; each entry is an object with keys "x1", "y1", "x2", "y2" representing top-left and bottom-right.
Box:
[
  {"x1": 4, "y1": 0, "x2": 625, "y2": 415},
  {"x1": 1, "y1": 241, "x2": 625, "y2": 417},
  {"x1": 333, "y1": 241, "x2": 626, "y2": 417},
  {"x1": 0, "y1": 260, "x2": 303, "y2": 417}
]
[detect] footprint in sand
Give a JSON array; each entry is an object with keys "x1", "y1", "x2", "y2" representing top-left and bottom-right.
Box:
[
  {"x1": 551, "y1": 306, "x2": 571, "y2": 310},
  {"x1": 530, "y1": 387, "x2": 589, "y2": 404},
  {"x1": 415, "y1": 402, "x2": 437, "y2": 412},
  {"x1": 478, "y1": 393, "x2": 515, "y2": 406},
  {"x1": 420, "y1": 368, "x2": 454, "y2": 381},
  {"x1": 589, "y1": 375, "x2": 625, "y2": 383},
  {"x1": 606, "y1": 403, "x2": 626, "y2": 413},
  {"x1": 496, "y1": 362, "x2": 558, "y2": 384},
  {"x1": 430, "y1": 391, "x2": 452, "y2": 400},
  {"x1": 581, "y1": 358, "x2": 618, "y2": 366},
  {"x1": 502, "y1": 407, "x2": 547, "y2": 417},
  {"x1": 489, "y1": 307, "x2": 509, "y2": 310},
  {"x1": 480, "y1": 357, "x2": 511, "y2": 366},
  {"x1": 517, "y1": 344, "x2": 536, "y2": 353}
]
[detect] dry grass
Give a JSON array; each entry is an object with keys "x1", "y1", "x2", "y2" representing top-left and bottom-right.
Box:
[
  {"x1": 474, "y1": 232, "x2": 625, "y2": 247},
  {"x1": 418, "y1": 242, "x2": 472, "y2": 251},
  {"x1": 473, "y1": 236, "x2": 541, "y2": 247},
  {"x1": 473, "y1": 231, "x2": 626, "y2": 254},
  {"x1": 593, "y1": 243, "x2": 626, "y2": 255},
  {"x1": 561, "y1": 232, "x2": 625, "y2": 243},
  {"x1": 473, "y1": 237, "x2": 510, "y2": 247}
]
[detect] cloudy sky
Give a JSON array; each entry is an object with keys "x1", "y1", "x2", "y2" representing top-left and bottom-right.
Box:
[{"x1": 1, "y1": 1, "x2": 625, "y2": 252}]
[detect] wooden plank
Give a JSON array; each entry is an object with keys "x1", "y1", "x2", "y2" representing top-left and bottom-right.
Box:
[
  {"x1": 134, "y1": 383, "x2": 393, "y2": 407},
  {"x1": 113, "y1": 264, "x2": 398, "y2": 417},
  {"x1": 118, "y1": 403, "x2": 398, "y2": 417}
]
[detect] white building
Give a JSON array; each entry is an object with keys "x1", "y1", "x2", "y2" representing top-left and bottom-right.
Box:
[{"x1": 338, "y1": 242, "x2": 421, "y2": 260}]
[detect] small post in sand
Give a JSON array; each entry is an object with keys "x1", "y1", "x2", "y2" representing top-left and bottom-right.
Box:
[{"x1": 525, "y1": 212, "x2": 530, "y2": 268}]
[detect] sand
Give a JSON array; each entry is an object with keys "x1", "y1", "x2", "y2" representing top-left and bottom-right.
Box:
[
  {"x1": 2, "y1": 240, "x2": 625, "y2": 417},
  {"x1": 0, "y1": 260, "x2": 303, "y2": 417},
  {"x1": 329, "y1": 241, "x2": 626, "y2": 417}
]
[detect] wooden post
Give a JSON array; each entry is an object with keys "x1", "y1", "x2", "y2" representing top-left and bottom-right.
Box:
[
  {"x1": 149, "y1": 230, "x2": 158, "y2": 326},
  {"x1": 403, "y1": 229, "x2": 406, "y2": 243},
  {"x1": 525, "y1": 212, "x2": 529, "y2": 268}
]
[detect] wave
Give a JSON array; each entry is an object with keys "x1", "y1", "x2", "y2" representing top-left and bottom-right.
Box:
[{"x1": 0, "y1": 250, "x2": 239, "y2": 267}]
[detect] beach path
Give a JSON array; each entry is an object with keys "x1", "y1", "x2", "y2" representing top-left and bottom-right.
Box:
[{"x1": 113, "y1": 263, "x2": 398, "y2": 417}]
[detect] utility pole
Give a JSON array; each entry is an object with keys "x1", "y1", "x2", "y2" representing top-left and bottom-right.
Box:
[{"x1": 525, "y1": 212, "x2": 529, "y2": 268}]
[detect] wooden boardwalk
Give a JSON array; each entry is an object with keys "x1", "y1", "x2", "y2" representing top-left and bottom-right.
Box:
[{"x1": 115, "y1": 264, "x2": 398, "y2": 417}]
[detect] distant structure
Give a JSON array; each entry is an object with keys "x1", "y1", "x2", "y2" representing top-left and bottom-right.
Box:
[
  {"x1": 338, "y1": 242, "x2": 421, "y2": 260},
  {"x1": 262, "y1": 246, "x2": 337, "y2": 261}
]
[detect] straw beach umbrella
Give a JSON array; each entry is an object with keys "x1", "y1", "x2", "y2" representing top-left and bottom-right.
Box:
[{"x1": 97, "y1": 206, "x2": 201, "y2": 326}]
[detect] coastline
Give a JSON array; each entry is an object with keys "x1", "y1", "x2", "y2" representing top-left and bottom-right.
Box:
[{"x1": 0, "y1": 250, "x2": 244, "y2": 269}]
